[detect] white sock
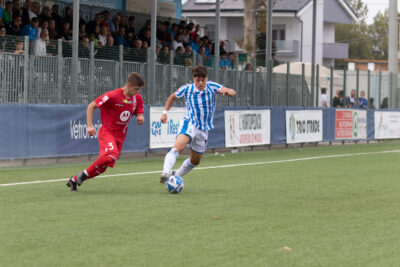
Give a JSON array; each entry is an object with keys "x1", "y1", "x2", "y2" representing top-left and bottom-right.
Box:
[
  {"x1": 163, "y1": 148, "x2": 179, "y2": 176},
  {"x1": 176, "y1": 158, "x2": 195, "y2": 177}
]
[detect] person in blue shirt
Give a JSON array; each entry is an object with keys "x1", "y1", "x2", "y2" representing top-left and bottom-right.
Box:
[
  {"x1": 0, "y1": 0, "x2": 3, "y2": 27},
  {"x1": 159, "y1": 65, "x2": 236, "y2": 183},
  {"x1": 113, "y1": 27, "x2": 129, "y2": 47},
  {"x1": 20, "y1": 17, "x2": 39, "y2": 42},
  {"x1": 358, "y1": 91, "x2": 368, "y2": 109},
  {"x1": 219, "y1": 51, "x2": 232, "y2": 69}
]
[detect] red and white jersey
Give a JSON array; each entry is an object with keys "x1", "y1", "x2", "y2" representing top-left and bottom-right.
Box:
[{"x1": 95, "y1": 88, "x2": 144, "y2": 135}]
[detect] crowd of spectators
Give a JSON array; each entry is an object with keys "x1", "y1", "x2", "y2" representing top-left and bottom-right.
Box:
[
  {"x1": 328, "y1": 88, "x2": 379, "y2": 109},
  {"x1": 0, "y1": 0, "x2": 238, "y2": 67}
]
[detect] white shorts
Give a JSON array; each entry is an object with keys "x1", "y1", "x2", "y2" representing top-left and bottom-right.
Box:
[{"x1": 178, "y1": 119, "x2": 208, "y2": 154}]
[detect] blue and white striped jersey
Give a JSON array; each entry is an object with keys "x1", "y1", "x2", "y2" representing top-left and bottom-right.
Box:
[{"x1": 175, "y1": 81, "x2": 223, "y2": 131}]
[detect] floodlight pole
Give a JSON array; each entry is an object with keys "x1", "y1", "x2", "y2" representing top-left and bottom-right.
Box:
[
  {"x1": 311, "y1": 0, "x2": 317, "y2": 107},
  {"x1": 266, "y1": 0, "x2": 273, "y2": 106},
  {"x1": 214, "y1": 0, "x2": 220, "y2": 82},
  {"x1": 72, "y1": 0, "x2": 79, "y2": 103},
  {"x1": 388, "y1": 0, "x2": 398, "y2": 108},
  {"x1": 150, "y1": 0, "x2": 157, "y2": 104}
]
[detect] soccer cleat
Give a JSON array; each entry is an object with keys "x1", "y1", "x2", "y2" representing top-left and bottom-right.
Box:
[
  {"x1": 75, "y1": 172, "x2": 87, "y2": 186},
  {"x1": 66, "y1": 177, "x2": 78, "y2": 192},
  {"x1": 160, "y1": 174, "x2": 169, "y2": 184}
]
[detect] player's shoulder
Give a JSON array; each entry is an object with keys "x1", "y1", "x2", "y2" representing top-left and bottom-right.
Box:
[{"x1": 206, "y1": 81, "x2": 222, "y2": 88}]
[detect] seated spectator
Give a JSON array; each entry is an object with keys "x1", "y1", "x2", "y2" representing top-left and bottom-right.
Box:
[
  {"x1": 244, "y1": 63, "x2": 253, "y2": 71},
  {"x1": 158, "y1": 46, "x2": 169, "y2": 64},
  {"x1": 219, "y1": 51, "x2": 231, "y2": 69},
  {"x1": 20, "y1": 17, "x2": 38, "y2": 41},
  {"x1": 120, "y1": 15, "x2": 128, "y2": 30},
  {"x1": 139, "y1": 19, "x2": 151, "y2": 39},
  {"x1": 345, "y1": 89, "x2": 358, "y2": 108},
  {"x1": 171, "y1": 33, "x2": 183, "y2": 51},
  {"x1": 368, "y1": 98, "x2": 375, "y2": 109},
  {"x1": 60, "y1": 21, "x2": 71, "y2": 41},
  {"x1": 167, "y1": 23, "x2": 177, "y2": 39},
  {"x1": 36, "y1": 20, "x2": 48, "y2": 40},
  {"x1": 358, "y1": 90, "x2": 368, "y2": 109},
  {"x1": 79, "y1": 23, "x2": 88, "y2": 40},
  {"x1": 63, "y1": 6, "x2": 73, "y2": 28},
  {"x1": 78, "y1": 36, "x2": 90, "y2": 58},
  {"x1": 113, "y1": 26, "x2": 129, "y2": 47},
  {"x1": 182, "y1": 26, "x2": 190, "y2": 45},
  {"x1": 13, "y1": 40, "x2": 24, "y2": 54},
  {"x1": 205, "y1": 41, "x2": 213, "y2": 56},
  {"x1": 6, "y1": 14, "x2": 21, "y2": 35},
  {"x1": 220, "y1": 40, "x2": 228, "y2": 54},
  {"x1": 101, "y1": 10, "x2": 110, "y2": 28},
  {"x1": 380, "y1": 97, "x2": 388, "y2": 109},
  {"x1": 126, "y1": 32, "x2": 135, "y2": 47},
  {"x1": 97, "y1": 35, "x2": 118, "y2": 60},
  {"x1": 141, "y1": 41, "x2": 148, "y2": 49},
  {"x1": 3, "y1": 1, "x2": 13, "y2": 25},
  {"x1": 97, "y1": 25, "x2": 108, "y2": 47},
  {"x1": 228, "y1": 52, "x2": 237, "y2": 69},
  {"x1": 38, "y1": 5, "x2": 51, "y2": 23},
  {"x1": 48, "y1": 18, "x2": 58, "y2": 40},
  {"x1": 33, "y1": 28, "x2": 47, "y2": 56},
  {"x1": 184, "y1": 45, "x2": 193, "y2": 59},
  {"x1": 140, "y1": 29, "x2": 151, "y2": 46},
  {"x1": 88, "y1": 24, "x2": 101, "y2": 47},
  {"x1": 0, "y1": 26, "x2": 7, "y2": 51},
  {"x1": 332, "y1": 89, "x2": 344, "y2": 108},
  {"x1": 174, "y1": 46, "x2": 185, "y2": 66}
]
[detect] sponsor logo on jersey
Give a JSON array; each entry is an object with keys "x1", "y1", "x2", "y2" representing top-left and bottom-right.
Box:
[
  {"x1": 120, "y1": 111, "x2": 131, "y2": 122},
  {"x1": 123, "y1": 99, "x2": 133, "y2": 104}
]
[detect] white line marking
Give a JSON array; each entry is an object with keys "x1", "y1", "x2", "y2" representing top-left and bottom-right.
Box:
[{"x1": 1, "y1": 149, "x2": 400, "y2": 187}]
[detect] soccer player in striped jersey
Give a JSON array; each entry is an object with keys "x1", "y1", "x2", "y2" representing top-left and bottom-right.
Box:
[{"x1": 160, "y1": 65, "x2": 236, "y2": 183}]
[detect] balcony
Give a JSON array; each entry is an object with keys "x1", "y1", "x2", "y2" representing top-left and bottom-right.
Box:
[
  {"x1": 323, "y1": 42, "x2": 349, "y2": 59},
  {"x1": 274, "y1": 40, "x2": 299, "y2": 57}
]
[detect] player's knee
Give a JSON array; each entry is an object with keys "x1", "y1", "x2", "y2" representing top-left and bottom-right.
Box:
[{"x1": 190, "y1": 157, "x2": 201, "y2": 166}]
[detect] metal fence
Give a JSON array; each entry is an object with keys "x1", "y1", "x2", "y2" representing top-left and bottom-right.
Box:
[{"x1": 0, "y1": 36, "x2": 397, "y2": 107}]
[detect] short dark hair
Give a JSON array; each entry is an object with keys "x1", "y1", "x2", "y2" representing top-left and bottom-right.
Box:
[
  {"x1": 321, "y1": 88, "x2": 326, "y2": 94},
  {"x1": 192, "y1": 66, "x2": 208, "y2": 78},
  {"x1": 127, "y1": 72, "x2": 145, "y2": 87}
]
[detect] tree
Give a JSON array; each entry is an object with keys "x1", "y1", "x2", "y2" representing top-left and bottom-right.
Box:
[{"x1": 368, "y1": 10, "x2": 388, "y2": 60}]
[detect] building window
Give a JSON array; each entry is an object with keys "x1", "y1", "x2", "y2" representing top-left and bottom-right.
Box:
[{"x1": 272, "y1": 25, "x2": 285, "y2": 41}]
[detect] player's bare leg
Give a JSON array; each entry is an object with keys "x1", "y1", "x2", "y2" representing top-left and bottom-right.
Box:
[
  {"x1": 175, "y1": 150, "x2": 202, "y2": 177},
  {"x1": 160, "y1": 134, "x2": 190, "y2": 183}
]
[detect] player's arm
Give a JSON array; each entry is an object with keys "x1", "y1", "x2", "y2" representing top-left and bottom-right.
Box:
[
  {"x1": 218, "y1": 87, "x2": 236, "y2": 97},
  {"x1": 87, "y1": 101, "x2": 98, "y2": 136},
  {"x1": 160, "y1": 93, "x2": 177, "y2": 124}
]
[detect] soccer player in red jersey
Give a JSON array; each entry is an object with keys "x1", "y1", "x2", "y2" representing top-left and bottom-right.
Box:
[{"x1": 67, "y1": 72, "x2": 145, "y2": 192}]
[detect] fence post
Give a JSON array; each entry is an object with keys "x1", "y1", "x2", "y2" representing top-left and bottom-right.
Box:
[
  {"x1": 23, "y1": 36, "x2": 29, "y2": 103},
  {"x1": 89, "y1": 41, "x2": 95, "y2": 101},
  {"x1": 301, "y1": 63, "x2": 305, "y2": 107},
  {"x1": 169, "y1": 51, "x2": 174, "y2": 94},
  {"x1": 192, "y1": 50, "x2": 196, "y2": 66},
  {"x1": 57, "y1": 39, "x2": 63, "y2": 103},
  {"x1": 234, "y1": 56, "x2": 239, "y2": 106},
  {"x1": 119, "y1": 45, "x2": 123, "y2": 87},
  {"x1": 330, "y1": 65, "x2": 333, "y2": 107},
  {"x1": 356, "y1": 69, "x2": 359, "y2": 107},
  {"x1": 316, "y1": 64, "x2": 319, "y2": 107},
  {"x1": 378, "y1": 70, "x2": 382, "y2": 109},
  {"x1": 252, "y1": 57, "x2": 256, "y2": 106},
  {"x1": 367, "y1": 69, "x2": 371, "y2": 102},
  {"x1": 343, "y1": 69, "x2": 347, "y2": 105},
  {"x1": 286, "y1": 62, "x2": 290, "y2": 106}
]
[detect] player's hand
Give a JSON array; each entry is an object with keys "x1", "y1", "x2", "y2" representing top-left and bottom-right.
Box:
[
  {"x1": 219, "y1": 87, "x2": 229, "y2": 96},
  {"x1": 161, "y1": 114, "x2": 167, "y2": 124},
  {"x1": 137, "y1": 115, "x2": 145, "y2": 125},
  {"x1": 87, "y1": 126, "x2": 96, "y2": 136}
]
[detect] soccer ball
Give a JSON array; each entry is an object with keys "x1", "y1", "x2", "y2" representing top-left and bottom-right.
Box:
[{"x1": 165, "y1": 175, "x2": 184, "y2": 194}]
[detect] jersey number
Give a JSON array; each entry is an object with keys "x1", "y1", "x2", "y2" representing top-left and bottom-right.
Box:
[{"x1": 105, "y1": 142, "x2": 114, "y2": 152}]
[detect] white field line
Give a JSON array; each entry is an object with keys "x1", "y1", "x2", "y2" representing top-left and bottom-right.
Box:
[{"x1": 1, "y1": 149, "x2": 400, "y2": 187}]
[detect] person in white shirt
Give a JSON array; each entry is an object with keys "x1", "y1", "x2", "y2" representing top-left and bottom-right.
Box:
[
  {"x1": 33, "y1": 29, "x2": 47, "y2": 56},
  {"x1": 318, "y1": 88, "x2": 330, "y2": 108}
]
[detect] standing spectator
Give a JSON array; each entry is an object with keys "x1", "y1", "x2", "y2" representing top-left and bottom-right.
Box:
[
  {"x1": 38, "y1": 5, "x2": 51, "y2": 23},
  {"x1": 11, "y1": 0, "x2": 20, "y2": 20},
  {"x1": 318, "y1": 88, "x2": 330, "y2": 108},
  {"x1": 63, "y1": 7, "x2": 73, "y2": 28},
  {"x1": 220, "y1": 40, "x2": 227, "y2": 54},
  {"x1": 127, "y1": 16, "x2": 136, "y2": 35},
  {"x1": 101, "y1": 10, "x2": 110, "y2": 28},
  {"x1": 219, "y1": 51, "x2": 231, "y2": 69},
  {"x1": 33, "y1": 28, "x2": 47, "y2": 56},
  {"x1": 139, "y1": 19, "x2": 151, "y2": 40},
  {"x1": 184, "y1": 45, "x2": 193, "y2": 59},
  {"x1": 13, "y1": 40, "x2": 24, "y2": 53},
  {"x1": 189, "y1": 24, "x2": 200, "y2": 40},
  {"x1": 6, "y1": 14, "x2": 21, "y2": 35},
  {"x1": 50, "y1": 4, "x2": 62, "y2": 29},
  {"x1": 368, "y1": 98, "x2": 375, "y2": 109},
  {"x1": 3, "y1": 1, "x2": 13, "y2": 25},
  {"x1": 196, "y1": 46, "x2": 206, "y2": 66},
  {"x1": 29, "y1": 1, "x2": 40, "y2": 21},
  {"x1": 20, "y1": 17, "x2": 38, "y2": 41},
  {"x1": 88, "y1": 24, "x2": 101, "y2": 47},
  {"x1": 0, "y1": 0, "x2": 4, "y2": 27},
  {"x1": 380, "y1": 97, "x2": 389, "y2": 109},
  {"x1": 346, "y1": 89, "x2": 358, "y2": 108},
  {"x1": 358, "y1": 91, "x2": 368, "y2": 109},
  {"x1": 36, "y1": 20, "x2": 48, "y2": 40},
  {"x1": 332, "y1": 89, "x2": 344, "y2": 108},
  {"x1": 97, "y1": 35, "x2": 118, "y2": 60},
  {"x1": 109, "y1": 15, "x2": 120, "y2": 34},
  {"x1": 48, "y1": 18, "x2": 58, "y2": 40},
  {"x1": 78, "y1": 36, "x2": 90, "y2": 58},
  {"x1": 0, "y1": 26, "x2": 7, "y2": 51},
  {"x1": 97, "y1": 25, "x2": 108, "y2": 47},
  {"x1": 182, "y1": 26, "x2": 190, "y2": 46},
  {"x1": 171, "y1": 33, "x2": 183, "y2": 51},
  {"x1": 20, "y1": 0, "x2": 30, "y2": 26},
  {"x1": 166, "y1": 23, "x2": 177, "y2": 40},
  {"x1": 174, "y1": 46, "x2": 185, "y2": 66},
  {"x1": 190, "y1": 35, "x2": 201, "y2": 53}
]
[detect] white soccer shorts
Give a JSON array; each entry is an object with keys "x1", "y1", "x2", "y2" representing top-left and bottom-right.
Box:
[{"x1": 177, "y1": 119, "x2": 208, "y2": 154}]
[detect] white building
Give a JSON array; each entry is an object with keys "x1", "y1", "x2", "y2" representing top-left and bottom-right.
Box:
[{"x1": 182, "y1": 0, "x2": 357, "y2": 67}]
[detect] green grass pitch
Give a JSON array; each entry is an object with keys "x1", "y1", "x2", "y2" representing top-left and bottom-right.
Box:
[{"x1": 1, "y1": 142, "x2": 400, "y2": 266}]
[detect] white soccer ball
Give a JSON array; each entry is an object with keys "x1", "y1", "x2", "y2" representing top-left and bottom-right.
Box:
[{"x1": 165, "y1": 175, "x2": 184, "y2": 194}]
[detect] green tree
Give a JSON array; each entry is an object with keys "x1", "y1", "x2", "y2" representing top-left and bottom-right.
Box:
[{"x1": 368, "y1": 10, "x2": 388, "y2": 60}]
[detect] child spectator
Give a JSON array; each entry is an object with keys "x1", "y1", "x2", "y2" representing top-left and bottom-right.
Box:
[{"x1": 20, "y1": 16, "x2": 38, "y2": 41}]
